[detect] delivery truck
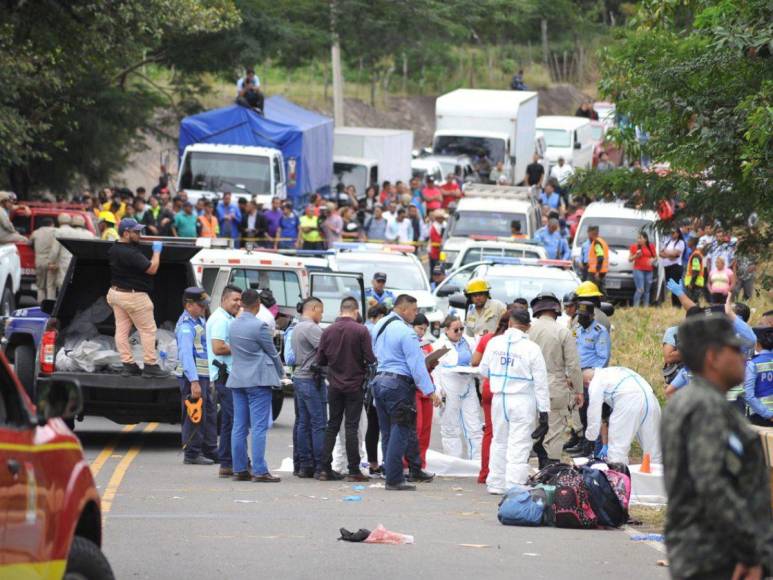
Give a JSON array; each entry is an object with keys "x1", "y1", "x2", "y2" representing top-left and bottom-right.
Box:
[
  {"x1": 332, "y1": 127, "x2": 413, "y2": 195},
  {"x1": 433, "y1": 89, "x2": 538, "y2": 186}
]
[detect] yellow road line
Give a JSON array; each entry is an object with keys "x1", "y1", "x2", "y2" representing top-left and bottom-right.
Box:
[
  {"x1": 101, "y1": 422, "x2": 158, "y2": 515},
  {"x1": 90, "y1": 424, "x2": 137, "y2": 478},
  {"x1": 0, "y1": 442, "x2": 82, "y2": 453}
]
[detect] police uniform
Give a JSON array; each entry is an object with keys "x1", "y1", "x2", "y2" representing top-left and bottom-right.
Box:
[
  {"x1": 175, "y1": 287, "x2": 217, "y2": 464},
  {"x1": 29, "y1": 222, "x2": 57, "y2": 301},
  {"x1": 744, "y1": 327, "x2": 773, "y2": 425},
  {"x1": 464, "y1": 298, "x2": 507, "y2": 338},
  {"x1": 662, "y1": 316, "x2": 773, "y2": 578},
  {"x1": 576, "y1": 322, "x2": 611, "y2": 369},
  {"x1": 365, "y1": 287, "x2": 396, "y2": 309}
]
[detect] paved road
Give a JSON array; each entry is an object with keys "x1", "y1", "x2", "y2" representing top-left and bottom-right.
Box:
[{"x1": 78, "y1": 401, "x2": 668, "y2": 580}]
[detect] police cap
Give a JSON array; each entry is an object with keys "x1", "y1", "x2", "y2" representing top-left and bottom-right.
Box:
[
  {"x1": 373, "y1": 272, "x2": 387, "y2": 282},
  {"x1": 183, "y1": 287, "x2": 210, "y2": 305},
  {"x1": 577, "y1": 301, "x2": 595, "y2": 315}
]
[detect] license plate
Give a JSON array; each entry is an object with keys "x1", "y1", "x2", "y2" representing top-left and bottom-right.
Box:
[{"x1": 605, "y1": 279, "x2": 622, "y2": 289}]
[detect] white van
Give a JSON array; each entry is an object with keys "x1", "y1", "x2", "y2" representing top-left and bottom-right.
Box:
[
  {"x1": 535, "y1": 116, "x2": 594, "y2": 172},
  {"x1": 571, "y1": 201, "x2": 663, "y2": 303}
]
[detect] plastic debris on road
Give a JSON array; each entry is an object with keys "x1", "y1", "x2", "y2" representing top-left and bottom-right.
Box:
[
  {"x1": 352, "y1": 485, "x2": 366, "y2": 491},
  {"x1": 368, "y1": 483, "x2": 385, "y2": 489},
  {"x1": 363, "y1": 524, "x2": 414, "y2": 545},
  {"x1": 630, "y1": 533, "x2": 665, "y2": 542},
  {"x1": 459, "y1": 544, "x2": 490, "y2": 549},
  {"x1": 343, "y1": 495, "x2": 362, "y2": 502},
  {"x1": 234, "y1": 499, "x2": 259, "y2": 504}
]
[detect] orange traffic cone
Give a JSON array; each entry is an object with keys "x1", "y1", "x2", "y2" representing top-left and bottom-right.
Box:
[{"x1": 640, "y1": 452, "x2": 651, "y2": 474}]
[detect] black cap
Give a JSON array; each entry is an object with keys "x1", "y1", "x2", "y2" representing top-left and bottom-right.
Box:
[
  {"x1": 373, "y1": 272, "x2": 387, "y2": 282},
  {"x1": 678, "y1": 314, "x2": 743, "y2": 358},
  {"x1": 432, "y1": 265, "x2": 445, "y2": 276},
  {"x1": 510, "y1": 308, "x2": 531, "y2": 325},
  {"x1": 183, "y1": 287, "x2": 209, "y2": 305},
  {"x1": 577, "y1": 301, "x2": 595, "y2": 315}
]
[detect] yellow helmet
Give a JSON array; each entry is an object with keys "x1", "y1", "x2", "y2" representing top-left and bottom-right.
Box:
[
  {"x1": 575, "y1": 281, "x2": 603, "y2": 298},
  {"x1": 465, "y1": 278, "x2": 491, "y2": 295},
  {"x1": 98, "y1": 211, "x2": 116, "y2": 225}
]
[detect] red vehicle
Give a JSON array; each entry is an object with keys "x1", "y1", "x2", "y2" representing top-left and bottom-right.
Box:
[
  {"x1": 0, "y1": 351, "x2": 113, "y2": 578},
  {"x1": 11, "y1": 203, "x2": 97, "y2": 299},
  {"x1": 590, "y1": 120, "x2": 624, "y2": 168}
]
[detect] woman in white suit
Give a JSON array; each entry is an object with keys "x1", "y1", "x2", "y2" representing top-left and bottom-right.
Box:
[{"x1": 432, "y1": 315, "x2": 483, "y2": 459}]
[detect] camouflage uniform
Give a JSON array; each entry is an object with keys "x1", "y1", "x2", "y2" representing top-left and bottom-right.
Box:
[
  {"x1": 662, "y1": 375, "x2": 773, "y2": 578},
  {"x1": 464, "y1": 298, "x2": 506, "y2": 338}
]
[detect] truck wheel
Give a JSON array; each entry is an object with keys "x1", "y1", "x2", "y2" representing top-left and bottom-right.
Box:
[
  {"x1": 0, "y1": 285, "x2": 14, "y2": 319},
  {"x1": 14, "y1": 343, "x2": 36, "y2": 400},
  {"x1": 65, "y1": 536, "x2": 115, "y2": 580},
  {"x1": 272, "y1": 391, "x2": 284, "y2": 421}
]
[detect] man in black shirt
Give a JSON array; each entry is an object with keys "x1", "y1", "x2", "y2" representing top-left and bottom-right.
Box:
[
  {"x1": 106, "y1": 218, "x2": 168, "y2": 378},
  {"x1": 525, "y1": 154, "x2": 545, "y2": 188}
]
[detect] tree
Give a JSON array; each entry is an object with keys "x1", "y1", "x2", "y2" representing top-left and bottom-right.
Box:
[{"x1": 572, "y1": 0, "x2": 772, "y2": 259}]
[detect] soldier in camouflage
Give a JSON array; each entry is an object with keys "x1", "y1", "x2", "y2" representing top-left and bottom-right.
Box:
[{"x1": 662, "y1": 314, "x2": 773, "y2": 579}]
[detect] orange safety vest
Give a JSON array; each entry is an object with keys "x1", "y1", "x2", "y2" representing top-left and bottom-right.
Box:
[
  {"x1": 198, "y1": 215, "x2": 219, "y2": 238},
  {"x1": 684, "y1": 249, "x2": 705, "y2": 288},
  {"x1": 587, "y1": 236, "x2": 609, "y2": 274}
]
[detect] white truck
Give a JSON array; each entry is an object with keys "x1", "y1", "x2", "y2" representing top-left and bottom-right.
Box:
[
  {"x1": 177, "y1": 143, "x2": 287, "y2": 207},
  {"x1": 0, "y1": 244, "x2": 21, "y2": 318},
  {"x1": 433, "y1": 89, "x2": 538, "y2": 186},
  {"x1": 535, "y1": 116, "x2": 594, "y2": 173},
  {"x1": 332, "y1": 127, "x2": 413, "y2": 195}
]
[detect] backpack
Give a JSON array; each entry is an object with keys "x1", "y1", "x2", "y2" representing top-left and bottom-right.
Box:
[
  {"x1": 604, "y1": 470, "x2": 632, "y2": 513},
  {"x1": 527, "y1": 462, "x2": 575, "y2": 486},
  {"x1": 283, "y1": 321, "x2": 298, "y2": 366},
  {"x1": 551, "y1": 469, "x2": 598, "y2": 529},
  {"x1": 498, "y1": 488, "x2": 544, "y2": 527},
  {"x1": 580, "y1": 467, "x2": 628, "y2": 528}
]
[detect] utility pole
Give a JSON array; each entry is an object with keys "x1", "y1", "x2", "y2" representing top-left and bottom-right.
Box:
[{"x1": 331, "y1": 0, "x2": 345, "y2": 125}]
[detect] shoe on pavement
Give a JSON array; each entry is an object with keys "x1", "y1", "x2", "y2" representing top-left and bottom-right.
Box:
[
  {"x1": 219, "y1": 466, "x2": 233, "y2": 478},
  {"x1": 368, "y1": 466, "x2": 384, "y2": 478},
  {"x1": 318, "y1": 470, "x2": 345, "y2": 481},
  {"x1": 407, "y1": 469, "x2": 435, "y2": 483},
  {"x1": 252, "y1": 473, "x2": 281, "y2": 483},
  {"x1": 232, "y1": 471, "x2": 252, "y2": 481},
  {"x1": 184, "y1": 455, "x2": 214, "y2": 466},
  {"x1": 204, "y1": 452, "x2": 220, "y2": 463},
  {"x1": 121, "y1": 363, "x2": 142, "y2": 377},
  {"x1": 297, "y1": 468, "x2": 315, "y2": 479},
  {"x1": 345, "y1": 471, "x2": 369, "y2": 482},
  {"x1": 385, "y1": 482, "x2": 416, "y2": 491},
  {"x1": 142, "y1": 363, "x2": 170, "y2": 379}
]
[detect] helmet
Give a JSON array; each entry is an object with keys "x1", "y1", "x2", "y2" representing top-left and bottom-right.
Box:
[
  {"x1": 563, "y1": 292, "x2": 578, "y2": 305},
  {"x1": 71, "y1": 215, "x2": 85, "y2": 227},
  {"x1": 530, "y1": 292, "x2": 561, "y2": 315},
  {"x1": 464, "y1": 278, "x2": 491, "y2": 296},
  {"x1": 575, "y1": 281, "x2": 603, "y2": 298},
  {"x1": 98, "y1": 211, "x2": 116, "y2": 225},
  {"x1": 57, "y1": 213, "x2": 72, "y2": 225}
]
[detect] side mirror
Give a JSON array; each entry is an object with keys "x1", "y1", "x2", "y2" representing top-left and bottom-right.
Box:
[
  {"x1": 40, "y1": 299, "x2": 55, "y2": 315},
  {"x1": 574, "y1": 141, "x2": 582, "y2": 150},
  {"x1": 436, "y1": 284, "x2": 460, "y2": 298},
  {"x1": 600, "y1": 301, "x2": 615, "y2": 317},
  {"x1": 448, "y1": 292, "x2": 468, "y2": 310},
  {"x1": 36, "y1": 378, "x2": 83, "y2": 424}
]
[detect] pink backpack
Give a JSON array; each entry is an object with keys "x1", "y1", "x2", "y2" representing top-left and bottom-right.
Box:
[{"x1": 604, "y1": 470, "x2": 631, "y2": 511}]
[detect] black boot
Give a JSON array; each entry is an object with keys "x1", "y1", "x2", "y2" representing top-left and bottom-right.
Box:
[
  {"x1": 121, "y1": 362, "x2": 142, "y2": 377},
  {"x1": 563, "y1": 430, "x2": 581, "y2": 450},
  {"x1": 142, "y1": 363, "x2": 170, "y2": 379}
]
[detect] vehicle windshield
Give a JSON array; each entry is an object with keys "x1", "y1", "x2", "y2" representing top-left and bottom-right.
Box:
[
  {"x1": 332, "y1": 162, "x2": 368, "y2": 192},
  {"x1": 310, "y1": 274, "x2": 364, "y2": 324},
  {"x1": 433, "y1": 136, "x2": 506, "y2": 164},
  {"x1": 574, "y1": 217, "x2": 655, "y2": 250},
  {"x1": 487, "y1": 274, "x2": 578, "y2": 305},
  {"x1": 437, "y1": 160, "x2": 458, "y2": 176},
  {"x1": 337, "y1": 258, "x2": 428, "y2": 291},
  {"x1": 540, "y1": 129, "x2": 572, "y2": 148},
  {"x1": 448, "y1": 211, "x2": 526, "y2": 238},
  {"x1": 590, "y1": 125, "x2": 604, "y2": 142},
  {"x1": 460, "y1": 247, "x2": 542, "y2": 266},
  {"x1": 179, "y1": 151, "x2": 271, "y2": 195}
]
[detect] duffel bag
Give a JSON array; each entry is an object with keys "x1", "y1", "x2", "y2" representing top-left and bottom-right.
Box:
[{"x1": 498, "y1": 488, "x2": 544, "y2": 527}]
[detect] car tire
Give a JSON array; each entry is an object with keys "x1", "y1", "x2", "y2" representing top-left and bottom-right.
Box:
[
  {"x1": 0, "y1": 284, "x2": 14, "y2": 320},
  {"x1": 14, "y1": 343, "x2": 36, "y2": 400},
  {"x1": 272, "y1": 391, "x2": 284, "y2": 421},
  {"x1": 65, "y1": 536, "x2": 115, "y2": 580}
]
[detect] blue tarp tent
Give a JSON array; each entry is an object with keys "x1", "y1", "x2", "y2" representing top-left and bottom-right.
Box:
[{"x1": 178, "y1": 96, "x2": 333, "y2": 202}]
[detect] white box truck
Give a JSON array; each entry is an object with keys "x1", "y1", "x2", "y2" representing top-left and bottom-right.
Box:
[
  {"x1": 433, "y1": 89, "x2": 538, "y2": 186},
  {"x1": 333, "y1": 127, "x2": 413, "y2": 195}
]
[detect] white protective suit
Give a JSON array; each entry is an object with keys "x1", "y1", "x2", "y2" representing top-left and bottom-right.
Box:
[
  {"x1": 479, "y1": 328, "x2": 549, "y2": 492},
  {"x1": 586, "y1": 367, "x2": 662, "y2": 465},
  {"x1": 432, "y1": 333, "x2": 482, "y2": 460}
]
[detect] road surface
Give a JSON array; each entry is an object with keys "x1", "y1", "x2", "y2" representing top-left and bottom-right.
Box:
[{"x1": 78, "y1": 400, "x2": 668, "y2": 579}]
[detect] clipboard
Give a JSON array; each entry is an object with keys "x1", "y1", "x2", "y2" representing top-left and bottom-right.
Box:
[{"x1": 424, "y1": 346, "x2": 450, "y2": 367}]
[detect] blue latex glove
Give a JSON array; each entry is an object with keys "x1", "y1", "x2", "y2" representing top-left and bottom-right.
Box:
[
  {"x1": 152, "y1": 241, "x2": 163, "y2": 253},
  {"x1": 666, "y1": 279, "x2": 684, "y2": 297},
  {"x1": 599, "y1": 444, "x2": 609, "y2": 459}
]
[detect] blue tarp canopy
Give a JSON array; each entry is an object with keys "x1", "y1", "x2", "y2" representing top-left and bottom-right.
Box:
[{"x1": 178, "y1": 96, "x2": 333, "y2": 201}]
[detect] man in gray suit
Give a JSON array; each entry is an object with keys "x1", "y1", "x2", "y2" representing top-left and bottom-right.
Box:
[{"x1": 227, "y1": 288, "x2": 284, "y2": 482}]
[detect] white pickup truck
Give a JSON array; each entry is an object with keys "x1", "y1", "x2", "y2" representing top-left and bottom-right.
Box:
[{"x1": 0, "y1": 243, "x2": 21, "y2": 318}]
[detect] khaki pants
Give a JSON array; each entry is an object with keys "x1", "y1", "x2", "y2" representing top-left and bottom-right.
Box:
[
  {"x1": 35, "y1": 264, "x2": 56, "y2": 302},
  {"x1": 106, "y1": 288, "x2": 157, "y2": 365},
  {"x1": 544, "y1": 390, "x2": 572, "y2": 460}
]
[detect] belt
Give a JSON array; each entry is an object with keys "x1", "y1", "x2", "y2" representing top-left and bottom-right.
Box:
[
  {"x1": 376, "y1": 371, "x2": 413, "y2": 383},
  {"x1": 111, "y1": 286, "x2": 141, "y2": 293}
]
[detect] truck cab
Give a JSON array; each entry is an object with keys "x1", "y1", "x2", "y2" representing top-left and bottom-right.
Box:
[
  {"x1": 177, "y1": 143, "x2": 287, "y2": 207},
  {"x1": 535, "y1": 116, "x2": 594, "y2": 172},
  {"x1": 332, "y1": 156, "x2": 378, "y2": 198}
]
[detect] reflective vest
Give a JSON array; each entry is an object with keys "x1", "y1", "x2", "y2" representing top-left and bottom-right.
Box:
[
  {"x1": 587, "y1": 236, "x2": 609, "y2": 274},
  {"x1": 754, "y1": 351, "x2": 773, "y2": 413},
  {"x1": 198, "y1": 215, "x2": 219, "y2": 238},
  {"x1": 684, "y1": 249, "x2": 704, "y2": 287}
]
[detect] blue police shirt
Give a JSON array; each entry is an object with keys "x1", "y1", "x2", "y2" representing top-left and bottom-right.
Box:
[
  {"x1": 744, "y1": 350, "x2": 773, "y2": 419},
  {"x1": 576, "y1": 322, "x2": 611, "y2": 369},
  {"x1": 539, "y1": 191, "x2": 561, "y2": 210},
  {"x1": 671, "y1": 367, "x2": 691, "y2": 390},
  {"x1": 365, "y1": 287, "x2": 396, "y2": 308},
  {"x1": 734, "y1": 317, "x2": 757, "y2": 358},
  {"x1": 206, "y1": 307, "x2": 234, "y2": 379},
  {"x1": 175, "y1": 310, "x2": 209, "y2": 381},
  {"x1": 581, "y1": 240, "x2": 590, "y2": 264},
  {"x1": 372, "y1": 312, "x2": 434, "y2": 395},
  {"x1": 534, "y1": 227, "x2": 570, "y2": 260}
]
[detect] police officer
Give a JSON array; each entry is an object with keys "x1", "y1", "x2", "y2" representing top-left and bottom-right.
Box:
[
  {"x1": 176, "y1": 287, "x2": 217, "y2": 466},
  {"x1": 528, "y1": 292, "x2": 583, "y2": 468},
  {"x1": 574, "y1": 281, "x2": 611, "y2": 333},
  {"x1": 29, "y1": 216, "x2": 57, "y2": 301},
  {"x1": 71, "y1": 214, "x2": 96, "y2": 239},
  {"x1": 743, "y1": 326, "x2": 773, "y2": 426},
  {"x1": 365, "y1": 272, "x2": 396, "y2": 309},
  {"x1": 48, "y1": 213, "x2": 76, "y2": 293},
  {"x1": 662, "y1": 314, "x2": 773, "y2": 579},
  {"x1": 534, "y1": 217, "x2": 571, "y2": 260},
  {"x1": 463, "y1": 278, "x2": 507, "y2": 339},
  {"x1": 371, "y1": 294, "x2": 441, "y2": 491}
]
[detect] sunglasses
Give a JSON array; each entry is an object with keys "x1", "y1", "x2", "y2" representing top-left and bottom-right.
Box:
[{"x1": 449, "y1": 327, "x2": 463, "y2": 333}]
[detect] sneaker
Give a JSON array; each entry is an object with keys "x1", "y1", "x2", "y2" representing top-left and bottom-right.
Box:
[
  {"x1": 252, "y1": 473, "x2": 281, "y2": 483},
  {"x1": 232, "y1": 470, "x2": 252, "y2": 481},
  {"x1": 385, "y1": 482, "x2": 416, "y2": 491},
  {"x1": 204, "y1": 452, "x2": 220, "y2": 464},
  {"x1": 317, "y1": 470, "x2": 345, "y2": 481},
  {"x1": 219, "y1": 466, "x2": 233, "y2": 478},
  {"x1": 121, "y1": 363, "x2": 142, "y2": 377},
  {"x1": 184, "y1": 455, "x2": 214, "y2": 466},
  {"x1": 345, "y1": 471, "x2": 369, "y2": 482},
  {"x1": 368, "y1": 466, "x2": 384, "y2": 478},
  {"x1": 407, "y1": 469, "x2": 435, "y2": 483},
  {"x1": 142, "y1": 363, "x2": 170, "y2": 379}
]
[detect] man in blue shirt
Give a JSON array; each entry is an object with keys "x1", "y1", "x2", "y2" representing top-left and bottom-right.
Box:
[
  {"x1": 539, "y1": 181, "x2": 562, "y2": 211},
  {"x1": 371, "y1": 294, "x2": 441, "y2": 490},
  {"x1": 743, "y1": 327, "x2": 773, "y2": 426},
  {"x1": 277, "y1": 201, "x2": 300, "y2": 249},
  {"x1": 575, "y1": 302, "x2": 611, "y2": 369},
  {"x1": 175, "y1": 287, "x2": 217, "y2": 466},
  {"x1": 535, "y1": 218, "x2": 571, "y2": 260},
  {"x1": 205, "y1": 285, "x2": 242, "y2": 477},
  {"x1": 365, "y1": 272, "x2": 396, "y2": 309},
  {"x1": 216, "y1": 192, "x2": 242, "y2": 247}
]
